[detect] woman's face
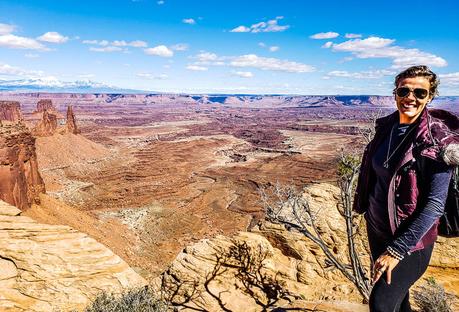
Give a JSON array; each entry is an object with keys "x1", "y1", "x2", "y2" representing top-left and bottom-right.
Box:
[{"x1": 395, "y1": 76, "x2": 432, "y2": 124}]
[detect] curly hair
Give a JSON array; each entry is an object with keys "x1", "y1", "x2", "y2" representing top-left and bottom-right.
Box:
[{"x1": 394, "y1": 65, "x2": 440, "y2": 99}]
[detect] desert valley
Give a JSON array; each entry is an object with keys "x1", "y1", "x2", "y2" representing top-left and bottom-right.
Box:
[{"x1": 1, "y1": 93, "x2": 459, "y2": 311}]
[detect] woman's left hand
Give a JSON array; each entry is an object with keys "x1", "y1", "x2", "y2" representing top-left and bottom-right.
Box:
[{"x1": 372, "y1": 251, "x2": 400, "y2": 285}]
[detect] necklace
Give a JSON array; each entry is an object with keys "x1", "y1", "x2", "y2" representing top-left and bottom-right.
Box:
[{"x1": 383, "y1": 123, "x2": 417, "y2": 169}]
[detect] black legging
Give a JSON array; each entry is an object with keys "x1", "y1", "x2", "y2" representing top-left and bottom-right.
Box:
[{"x1": 368, "y1": 230, "x2": 434, "y2": 312}]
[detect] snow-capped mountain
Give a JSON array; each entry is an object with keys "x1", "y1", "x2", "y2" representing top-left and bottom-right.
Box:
[{"x1": 0, "y1": 78, "x2": 147, "y2": 93}]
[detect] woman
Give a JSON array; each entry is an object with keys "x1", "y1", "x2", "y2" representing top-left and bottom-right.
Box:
[{"x1": 353, "y1": 65, "x2": 459, "y2": 312}]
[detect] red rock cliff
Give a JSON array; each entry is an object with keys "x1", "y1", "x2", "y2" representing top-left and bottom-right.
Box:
[
  {"x1": 33, "y1": 110, "x2": 58, "y2": 137},
  {"x1": 0, "y1": 123, "x2": 45, "y2": 210},
  {"x1": 66, "y1": 105, "x2": 80, "y2": 134},
  {"x1": 0, "y1": 101, "x2": 23, "y2": 122}
]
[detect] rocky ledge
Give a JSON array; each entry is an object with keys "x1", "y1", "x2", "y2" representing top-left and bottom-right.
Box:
[{"x1": 0, "y1": 200, "x2": 147, "y2": 311}]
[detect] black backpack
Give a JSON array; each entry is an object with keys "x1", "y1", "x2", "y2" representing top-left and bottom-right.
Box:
[
  {"x1": 438, "y1": 166, "x2": 459, "y2": 237},
  {"x1": 416, "y1": 157, "x2": 459, "y2": 238}
]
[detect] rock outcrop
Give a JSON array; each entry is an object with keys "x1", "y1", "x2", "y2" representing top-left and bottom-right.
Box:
[
  {"x1": 33, "y1": 110, "x2": 58, "y2": 137},
  {"x1": 35, "y1": 99, "x2": 56, "y2": 113},
  {"x1": 66, "y1": 105, "x2": 80, "y2": 134},
  {"x1": 156, "y1": 183, "x2": 459, "y2": 311},
  {"x1": 0, "y1": 200, "x2": 147, "y2": 311},
  {"x1": 155, "y1": 184, "x2": 367, "y2": 311},
  {"x1": 0, "y1": 101, "x2": 22, "y2": 122},
  {"x1": 0, "y1": 123, "x2": 45, "y2": 210}
]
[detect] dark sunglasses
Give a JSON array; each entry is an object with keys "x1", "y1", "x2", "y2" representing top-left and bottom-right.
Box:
[{"x1": 395, "y1": 87, "x2": 429, "y2": 100}]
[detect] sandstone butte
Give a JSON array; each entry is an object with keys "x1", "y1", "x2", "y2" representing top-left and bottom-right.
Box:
[
  {"x1": 33, "y1": 110, "x2": 58, "y2": 137},
  {"x1": 0, "y1": 101, "x2": 23, "y2": 123},
  {"x1": 35, "y1": 99, "x2": 57, "y2": 114},
  {"x1": 0, "y1": 200, "x2": 147, "y2": 311},
  {"x1": 0, "y1": 123, "x2": 45, "y2": 210},
  {"x1": 155, "y1": 183, "x2": 459, "y2": 311}
]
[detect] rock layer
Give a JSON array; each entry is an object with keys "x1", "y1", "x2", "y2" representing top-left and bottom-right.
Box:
[
  {"x1": 0, "y1": 123, "x2": 45, "y2": 210},
  {"x1": 0, "y1": 200, "x2": 147, "y2": 312},
  {"x1": 0, "y1": 101, "x2": 22, "y2": 122}
]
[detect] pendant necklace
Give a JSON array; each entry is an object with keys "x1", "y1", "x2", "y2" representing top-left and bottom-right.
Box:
[{"x1": 383, "y1": 123, "x2": 417, "y2": 169}]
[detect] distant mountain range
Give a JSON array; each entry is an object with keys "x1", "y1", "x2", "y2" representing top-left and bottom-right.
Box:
[
  {"x1": 0, "y1": 78, "x2": 146, "y2": 94},
  {"x1": 0, "y1": 78, "x2": 458, "y2": 111}
]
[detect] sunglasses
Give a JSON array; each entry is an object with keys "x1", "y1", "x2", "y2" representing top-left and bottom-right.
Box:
[{"x1": 395, "y1": 87, "x2": 429, "y2": 100}]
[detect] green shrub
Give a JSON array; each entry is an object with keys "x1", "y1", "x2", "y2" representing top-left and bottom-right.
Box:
[
  {"x1": 83, "y1": 287, "x2": 168, "y2": 312},
  {"x1": 413, "y1": 278, "x2": 455, "y2": 312}
]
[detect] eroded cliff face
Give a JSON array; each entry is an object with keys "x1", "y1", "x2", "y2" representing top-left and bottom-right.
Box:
[
  {"x1": 0, "y1": 123, "x2": 45, "y2": 210},
  {"x1": 0, "y1": 200, "x2": 147, "y2": 312},
  {"x1": 0, "y1": 101, "x2": 23, "y2": 122},
  {"x1": 33, "y1": 110, "x2": 58, "y2": 137}
]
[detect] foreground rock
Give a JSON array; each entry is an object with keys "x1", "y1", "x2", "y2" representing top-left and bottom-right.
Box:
[
  {"x1": 156, "y1": 183, "x2": 459, "y2": 311},
  {"x1": 156, "y1": 184, "x2": 367, "y2": 311},
  {"x1": 0, "y1": 123, "x2": 45, "y2": 210},
  {"x1": 0, "y1": 101, "x2": 22, "y2": 122},
  {"x1": 0, "y1": 200, "x2": 147, "y2": 311}
]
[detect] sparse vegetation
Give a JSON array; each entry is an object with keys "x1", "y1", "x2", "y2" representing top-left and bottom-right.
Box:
[
  {"x1": 83, "y1": 287, "x2": 168, "y2": 312},
  {"x1": 413, "y1": 277, "x2": 455, "y2": 312}
]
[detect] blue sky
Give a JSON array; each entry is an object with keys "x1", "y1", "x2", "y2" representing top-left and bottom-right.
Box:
[{"x1": 1, "y1": 0, "x2": 459, "y2": 95}]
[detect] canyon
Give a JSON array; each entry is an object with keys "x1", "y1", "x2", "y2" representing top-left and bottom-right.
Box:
[{"x1": 1, "y1": 93, "x2": 458, "y2": 311}]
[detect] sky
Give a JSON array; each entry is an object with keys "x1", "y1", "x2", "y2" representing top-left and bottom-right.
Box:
[{"x1": 1, "y1": 0, "x2": 459, "y2": 95}]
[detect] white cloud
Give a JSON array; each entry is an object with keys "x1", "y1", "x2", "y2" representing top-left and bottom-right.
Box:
[
  {"x1": 326, "y1": 69, "x2": 395, "y2": 79},
  {"x1": 82, "y1": 39, "x2": 109, "y2": 46},
  {"x1": 112, "y1": 40, "x2": 148, "y2": 47},
  {"x1": 89, "y1": 46, "x2": 123, "y2": 52},
  {"x1": 322, "y1": 41, "x2": 333, "y2": 48},
  {"x1": 231, "y1": 17, "x2": 289, "y2": 33},
  {"x1": 37, "y1": 31, "x2": 69, "y2": 43},
  {"x1": 328, "y1": 36, "x2": 448, "y2": 68},
  {"x1": 25, "y1": 53, "x2": 39, "y2": 58},
  {"x1": 231, "y1": 25, "x2": 251, "y2": 33},
  {"x1": 129, "y1": 40, "x2": 148, "y2": 48},
  {"x1": 196, "y1": 52, "x2": 220, "y2": 62},
  {"x1": 232, "y1": 71, "x2": 253, "y2": 78},
  {"x1": 230, "y1": 54, "x2": 315, "y2": 73},
  {"x1": 0, "y1": 23, "x2": 15, "y2": 35},
  {"x1": 345, "y1": 33, "x2": 362, "y2": 39},
  {"x1": 269, "y1": 46, "x2": 279, "y2": 52},
  {"x1": 310, "y1": 32, "x2": 340, "y2": 39},
  {"x1": 137, "y1": 72, "x2": 168, "y2": 79},
  {"x1": 439, "y1": 72, "x2": 459, "y2": 86},
  {"x1": 182, "y1": 18, "x2": 196, "y2": 25},
  {"x1": 0, "y1": 34, "x2": 48, "y2": 50},
  {"x1": 186, "y1": 65, "x2": 208, "y2": 71},
  {"x1": 144, "y1": 45, "x2": 174, "y2": 57},
  {"x1": 171, "y1": 43, "x2": 189, "y2": 51},
  {"x1": 82, "y1": 39, "x2": 99, "y2": 44},
  {"x1": 0, "y1": 62, "x2": 44, "y2": 78},
  {"x1": 84, "y1": 39, "x2": 146, "y2": 47},
  {"x1": 258, "y1": 42, "x2": 266, "y2": 48}
]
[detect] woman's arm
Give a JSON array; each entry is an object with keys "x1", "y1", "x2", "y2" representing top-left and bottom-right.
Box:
[
  {"x1": 372, "y1": 159, "x2": 452, "y2": 284},
  {"x1": 388, "y1": 159, "x2": 452, "y2": 256}
]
